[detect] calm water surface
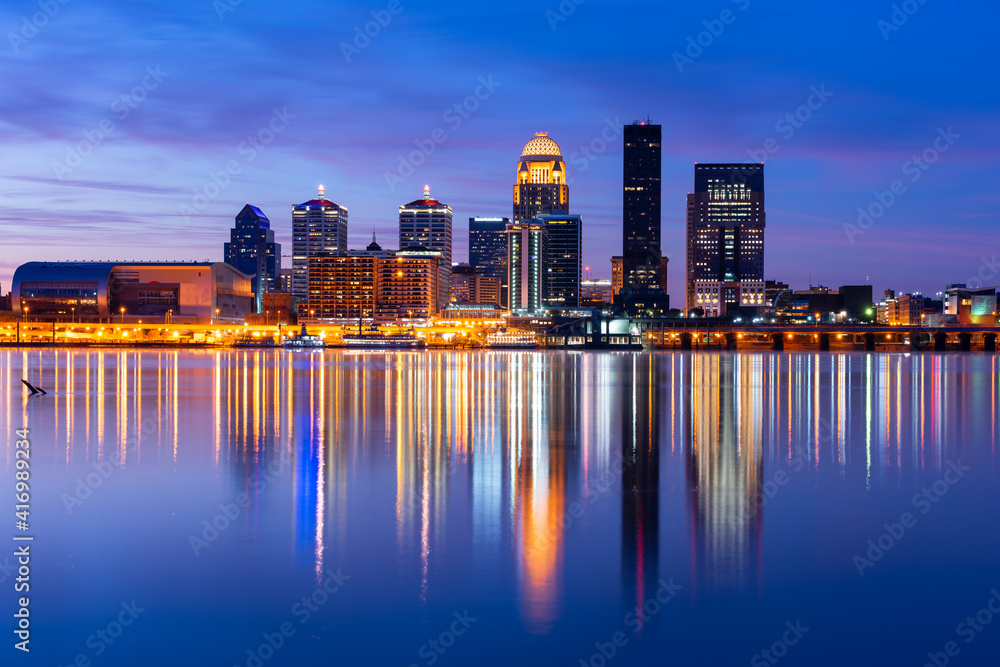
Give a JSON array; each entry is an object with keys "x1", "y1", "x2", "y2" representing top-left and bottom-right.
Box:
[{"x1": 2, "y1": 349, "x2": 999, "y2": 666}]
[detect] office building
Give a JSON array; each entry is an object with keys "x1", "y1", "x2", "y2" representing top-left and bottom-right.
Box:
[
  {"x1": 508, "y1": 221, "x2": 548, "y2": 313},
  {"x1": 469, "y1": 217, "x2": 510, "y2": 278},
  {"x1": 278, "y1": 268, "x2": 293, "y2": 293},
  {"x1": 450, "y1": 264, "x2": 501, "y2": 306},
  {"x1": 224, "y1": 203, "x2": 280, "y2": 313},
  {"x1": 623, "y1": 121, "x2": 662, "y2": 290},
  {"x1": 513, "y1": 133, "x2": 569, "y2": 223},
  {"x1": 581, "y1": 279, "x2": 613, "y2": 306},
  {"x1": 539, "y1": 214, "x2": 582, "y2": 309},
  {"x1": 376, "y1": 246, "x2": 442, "y2": 321},
  {"x1": 686, "y1": 164, "x2": 766, "y2": 316},
  {"x1": 292, "y1": 185, "x2": 348, "y2": 301},
  {"x1": 306, "y1": 236, "x2": 391, "y2": 322},
  {"x1": 12, "y1": 261, "x2": 253, "y2": 323},
  {"x1": 399, "y1": 186, "x2": 453, "y2": 310},
  {"x1": 469, "y1": 216, "x2": 510, "y2": 306},
  {"x1": 944, "y1": 284, "x2": 997, "y2": 324},
  {"x1": 839, "y1": 285, "x2": 874, "y2": 321}
]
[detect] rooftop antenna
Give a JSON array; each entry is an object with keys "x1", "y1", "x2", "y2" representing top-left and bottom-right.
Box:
[
  {"x1": 318, "y1": 184, "x2": 325, "y2": 199},
  {"x1": 424, "y1": 184, "x2": 431, "y2": 199}
]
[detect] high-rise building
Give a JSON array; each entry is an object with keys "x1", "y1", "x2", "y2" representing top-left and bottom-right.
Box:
[
  {"x1": 508, "y1": 221, "x2": 548, "y2": 313},
  {"x1": 469, "y1": 217, "x2": 509, "y2": 277},
  {"x1": 469, "y1": 216, "x2": 510, "y2": 306},
  {"x1": 623, "y1": 121, "x2": 662, "y2": 291},
  {"x1": 292, "y1": 185, "x2": 348, "y2": 301},
  {"x1": 686, "y1": 164, "x2": 766, "y2": 316},
  {"x1": 513, "y1": 133, "x2": 569, "y2": 223},
  {"x1": 224, "y1": 204, "x2": 280, "y2": 312},
  {"x1": 539, "y1": 214, "x2": 582, "y2": 309},
  {"x1": 399, "y1": 186, "x2": 453, "y2": 311},
  {"x1": 469, "y1": 217, "x2": 510, "y2": 306}
]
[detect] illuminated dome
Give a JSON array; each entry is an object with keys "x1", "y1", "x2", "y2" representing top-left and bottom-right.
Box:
[{"x1": 521, "y1": 132, "x2": 562, "y2": 158}]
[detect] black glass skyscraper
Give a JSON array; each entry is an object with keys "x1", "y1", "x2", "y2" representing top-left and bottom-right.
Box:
[
  {"x1": 622, "y1": 122, "x2": 662, "y2": 291},
  {"x1": 224, "y1": 203, "x2": 280, "y2": 312},
  {"x1": 540, "y1": 214, "x2": 582, "y2": 309}
]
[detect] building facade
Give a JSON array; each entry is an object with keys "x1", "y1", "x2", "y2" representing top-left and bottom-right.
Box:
[
  {"x1": 224, "y1": 204, "x2": 280, "y2": 313},
  {"x1": 623, "y1": 121, "x2": 662, "y2": 291},
  {"x1": 944, "y1": 284, "x2": 998, "y2": 324},
  {"x1": 306, "y1": 237, "x2": 392, "y2": 322},
  {"x1": 399, "y1": 186, "x2": 453, "y2": 310},
  {"x1": 539, "y1": 214, "x2": 582, "y2": 309},
  {"x1": 581, "y1": 279, "x2": 613, "y2": 305},
  {"x1": 450, "y1": 264, "x2": 501, "y2": 306},
  {"x1": 292, "y1": 186, "x2": 348, "y2": 301},
  {"x1": 508, "y1": 222, "x2": 548, "y2": 313},
  {"x1": 12, "y1": 261, "x2": 253, "y2": 323},
  {"x1": 469, "y1": 216, "x2": 510, "y2": 306},
  {"x1": 376, "y1": 247, "x2": 441, "y2": 321},
  {"x1": 513, "y1": 133, "x2": 569, "y2": 223},
  {"x1": 686, "y1": 164, "x2": 766, "y2": 315},
  {"x1": 611, "y1": 256, "x2": 623, "y2": 298},
  {"x1": 307, "y1": 254, "x2": 380, "y2": 322}
]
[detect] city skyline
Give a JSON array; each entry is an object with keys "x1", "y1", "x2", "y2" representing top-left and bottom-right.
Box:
[{"x1": 2, "y1": 1, "x2": 997, "y2": 304}]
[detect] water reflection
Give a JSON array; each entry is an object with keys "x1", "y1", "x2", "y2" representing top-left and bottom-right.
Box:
[
  {"x1": 685, "y1": 355, "x2": 763, "y2": 593},
  {"x1": 2, "y1": 349, "x2": 997, "y2": 641},
  {"x1": 621, "y1": 354, "x2": 660, "y2": 615}
]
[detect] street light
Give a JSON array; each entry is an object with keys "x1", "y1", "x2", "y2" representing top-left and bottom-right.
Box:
[
  {"x1": 215, "y1": 307, "x2": 220, "y2": 324},
  {"x1": 120, "y1": 307, "x2": 125, "y2": 324}
]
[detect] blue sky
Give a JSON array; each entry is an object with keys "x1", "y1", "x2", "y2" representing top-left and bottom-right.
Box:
[{"x1": 1, "y1": 0, "x2": 997, "y2": 301}]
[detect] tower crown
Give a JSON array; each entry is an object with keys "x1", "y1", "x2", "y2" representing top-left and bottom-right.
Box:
[{"x1": 521, "y1": 132, "x2": 562, "y2": 158}]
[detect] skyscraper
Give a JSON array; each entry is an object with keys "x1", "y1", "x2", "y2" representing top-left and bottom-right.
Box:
[
  {"x1": 224, "y1": 203, "x2": 280, "y2": 312},
  {"x1": 622, "y1": 121, "x2": 662, "y2": 291},
  {"x1": 469, "y1": 217, "x2": 509, "y2": 308},
  {"x1": 469, "y1": 217, "x2": 509, "y2": 276},
  {"x1": 508, "y1": 221, "x2": 548, "y2": 313},
  {"x1": 292, "y1": 185, "x2": 348, "y2": 301},
  {"x1": 513, "y1": 133, "x2": 569, "y2": 223},
  {"x1": 686, "y1": 164, "x2": 766, "y2": 316},
  {"x1": 399, "y1": 186, "x2": 453, "y2": 312},
  {"x1": 538, "y1": 214, "x2": 582, "y2": 309}
]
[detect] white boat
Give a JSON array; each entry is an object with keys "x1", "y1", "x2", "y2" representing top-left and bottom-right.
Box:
[
  {"x1": 486, "y1": 330, "x2": 538, "y2": 348},
  {"x1": 342, "y1": 334, "x2": 425, "y2": 349},
  {"x1": 282, "y1": 325, "x2": 326, "y2": 349}
]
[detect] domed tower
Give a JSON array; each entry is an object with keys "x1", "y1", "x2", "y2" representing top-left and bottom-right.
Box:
[{"x1": 513, "y1": 132, "x2": 569, "y2": 223}]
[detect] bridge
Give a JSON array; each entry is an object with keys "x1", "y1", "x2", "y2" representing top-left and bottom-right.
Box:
[{"x1": 635, "y1": 322, "x2": 1000, "y2": 352}]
